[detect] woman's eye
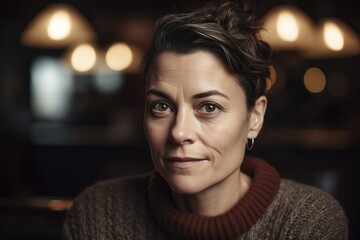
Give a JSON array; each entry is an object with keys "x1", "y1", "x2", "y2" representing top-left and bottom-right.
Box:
[
  {"x1": 199, "y1": 103, "x2": 221, "y2": 114},
  {"x1": 151, "y1": 102, "x2": 171, "y2": 112}
]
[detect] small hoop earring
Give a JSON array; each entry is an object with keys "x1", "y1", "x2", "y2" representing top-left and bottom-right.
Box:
[{"x1": 246, "y1": 138, "x2": 254, "y2": 150}]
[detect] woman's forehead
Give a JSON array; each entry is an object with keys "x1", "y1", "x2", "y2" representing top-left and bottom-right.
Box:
[
  {"x1": 150, "y1": 51, "x2": 233, "y2": 80},
  {"x1": 146, "y1": 51, "x2": 245, "y2": 100}
]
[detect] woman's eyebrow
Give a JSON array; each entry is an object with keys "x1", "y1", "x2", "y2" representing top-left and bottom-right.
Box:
[
  {"x1": 145, "y1": 89, "x2": 229, "y2": 100},
  {"x1": 192, "y1": 90, "x2": 229, "y2": 99},
  {"x1": 145, "y1": 89, "x2": 171, "y2": 99}
]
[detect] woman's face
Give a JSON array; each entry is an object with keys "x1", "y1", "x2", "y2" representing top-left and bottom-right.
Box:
[{"x1": 144, "y1": 51, "x2": 265, "y2": 195}]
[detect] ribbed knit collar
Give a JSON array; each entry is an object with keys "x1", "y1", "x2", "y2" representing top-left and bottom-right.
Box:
[{"x1": 147, "y1": 156, "x2": 281, "y2": 240}]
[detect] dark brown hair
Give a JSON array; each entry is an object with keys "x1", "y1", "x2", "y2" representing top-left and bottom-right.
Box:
[{"x1": 142, "y1": 0, "x2": 272, "y2": 109}]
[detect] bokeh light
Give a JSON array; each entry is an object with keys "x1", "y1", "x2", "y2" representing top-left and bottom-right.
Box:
[
  {"x1": 323, "y1": 22, "x2": 344, "y2": 51},
  {"x1": 47, "y1": 10, "x2": 71, "y2": 40},
  {"x1": 70, "y1": 43, "x2": 97, "y2": 72},
  {"x1": 276, "y1": 11, "x2": 299, "y2": 42},
  {"x1": 303, "y1": 67, "x2": 326, "y2": 93},
  {"x1": 105, "y1": 43, "x2": 133, "y2": 71}
]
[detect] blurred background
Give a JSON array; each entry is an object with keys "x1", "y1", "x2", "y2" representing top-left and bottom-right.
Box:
[{"x1": 0, "y1": 0, "x2": 359, "y2": 239}]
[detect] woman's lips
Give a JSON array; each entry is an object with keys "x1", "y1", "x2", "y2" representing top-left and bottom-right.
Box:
[{"x1": 164, "y1": 157, "x2": 206, "y2": 169}]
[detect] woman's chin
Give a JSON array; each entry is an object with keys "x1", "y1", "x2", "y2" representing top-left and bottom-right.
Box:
[{"x1": 165, "y1": 175, "x2": 207, "y2": 195}]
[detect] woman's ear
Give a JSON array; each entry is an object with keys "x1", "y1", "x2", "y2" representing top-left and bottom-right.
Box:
[{"x1": 247, "y1": 96, "x2": 267, "y2": 139}]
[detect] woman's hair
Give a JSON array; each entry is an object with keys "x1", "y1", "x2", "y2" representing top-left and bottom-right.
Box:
[{"x1": 142, "y1": 0, "x2": 272, "y2": 110}]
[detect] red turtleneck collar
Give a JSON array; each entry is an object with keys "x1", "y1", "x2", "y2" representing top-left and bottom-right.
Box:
[{"x1": 148, "y1": 156, "x2": 281, "y2": 240}]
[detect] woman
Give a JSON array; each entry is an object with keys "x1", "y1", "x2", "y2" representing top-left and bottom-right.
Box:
[{"x1": 62, "y1": 1, "x2": 348, "y2": 239}]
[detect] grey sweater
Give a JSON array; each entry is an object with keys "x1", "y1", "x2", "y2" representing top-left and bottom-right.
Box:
[{"x1": 62, "y1": 174, "x2": 348, "y2": 239}]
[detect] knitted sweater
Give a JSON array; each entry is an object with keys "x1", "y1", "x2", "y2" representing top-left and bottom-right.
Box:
[{"x1": 62, "y1": 157, "x2": 348, "y2": 240}]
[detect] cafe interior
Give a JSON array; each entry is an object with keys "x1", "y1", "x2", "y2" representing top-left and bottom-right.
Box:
[{"x1": 1, "y1": 0, "x2": 359, "y2": 239}]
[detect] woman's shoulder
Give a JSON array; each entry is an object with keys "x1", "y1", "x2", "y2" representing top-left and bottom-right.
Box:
[
  {"x1": 73, "y1": 172, "x2": 152, "y2": 204},
  {"x1": 276, "y1": 179, "x2": 348, "y2": 239},
  {"x1": 65, "y1": 172, "x2": 153, "y2": 219},
  {"x1": 278, "y1": 179, "x2": 347, "y2": 219},
  {"x1": 279, "y1": 179, "x2": 344, "y2": 209},
  {"x1": 244, "y1": 179, "x2": 348, "y2": 239},
  {"x1": 62, "y1": 172, "x2": 155, "y2": 239}
]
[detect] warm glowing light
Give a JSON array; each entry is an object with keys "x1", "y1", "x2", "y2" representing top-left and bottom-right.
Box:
[
  {"x1": 303, "y1": 17, "x2": 360, "y2": 58},
  {"x1": 304, "y1": 67, "x2": 326, "y2": 93},
  {"x1": 276, "y1": 11, "x2": 299, "y2": 42},
  {"x1": 71, "y1": 44, "x2": 96, "y2": 72},
  {"x1": 105, "y1": 43, "x2": 133, "y2": 71},
  {"x1": 323, "y1": 22, "x2": 344, "y2": 51},
  {"x1": 260, "y1": 5, "x2": 316, "y2": 51},
  {"x1": 21, "y1": 4, "x2": 96, "y2": 48},
  {"x1": 48, "y1": 199, "x2": 73, "y2": 211},
  {"x1": 47, "y1": 10, "x2": 71, "y2": 40}
]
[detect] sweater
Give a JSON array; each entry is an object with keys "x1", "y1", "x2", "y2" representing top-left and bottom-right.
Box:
[{"x1": 62, "y1": 157, "x2": 348, "y2": 240}]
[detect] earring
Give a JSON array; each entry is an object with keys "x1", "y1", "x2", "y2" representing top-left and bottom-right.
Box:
[{"x1": 246, "y1": 138, "x2": 254, "y2": 150}]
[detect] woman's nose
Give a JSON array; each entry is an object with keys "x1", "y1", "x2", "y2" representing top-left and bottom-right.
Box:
[{"x1": 168, "y1": 108, "x2": 196, "y2": 145}]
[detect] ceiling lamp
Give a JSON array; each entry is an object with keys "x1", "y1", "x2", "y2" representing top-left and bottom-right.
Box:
[
  {"x1": 303, "y1": 18, "x2": 360, "y2": 58},
  {"x1": 21, "y1": 4, "x2": 96, "y2": 48},
  {"x1": 260, "y1": 5, "x2": 317, "y2": 51}
]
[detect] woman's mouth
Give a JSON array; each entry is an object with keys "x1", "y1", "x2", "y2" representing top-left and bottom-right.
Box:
[{"x1": 164, "y1": 157, "x2": 207, "y2": 169}]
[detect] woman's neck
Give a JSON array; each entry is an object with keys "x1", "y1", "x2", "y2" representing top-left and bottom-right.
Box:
[{"x1": 171, "y1": 170, "x2": 252, "y2": 216}]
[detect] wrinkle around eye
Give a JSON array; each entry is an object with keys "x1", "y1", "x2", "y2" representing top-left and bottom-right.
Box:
[
  {"x1": 197, "y1": 102, "x2": 223, "y2": 116},
  {"x1": 149, "y1": 101, "x2": 174, "y2": 117}
]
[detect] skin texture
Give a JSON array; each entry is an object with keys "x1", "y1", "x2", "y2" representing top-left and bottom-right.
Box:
[{"x1": 144, "y1": 51, "x2": 267, "y2": 216}]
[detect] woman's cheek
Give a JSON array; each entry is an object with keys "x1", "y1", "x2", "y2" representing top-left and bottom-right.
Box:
[{"x1": 146, "y1": 119, "x2": 169, "y2": 147}]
